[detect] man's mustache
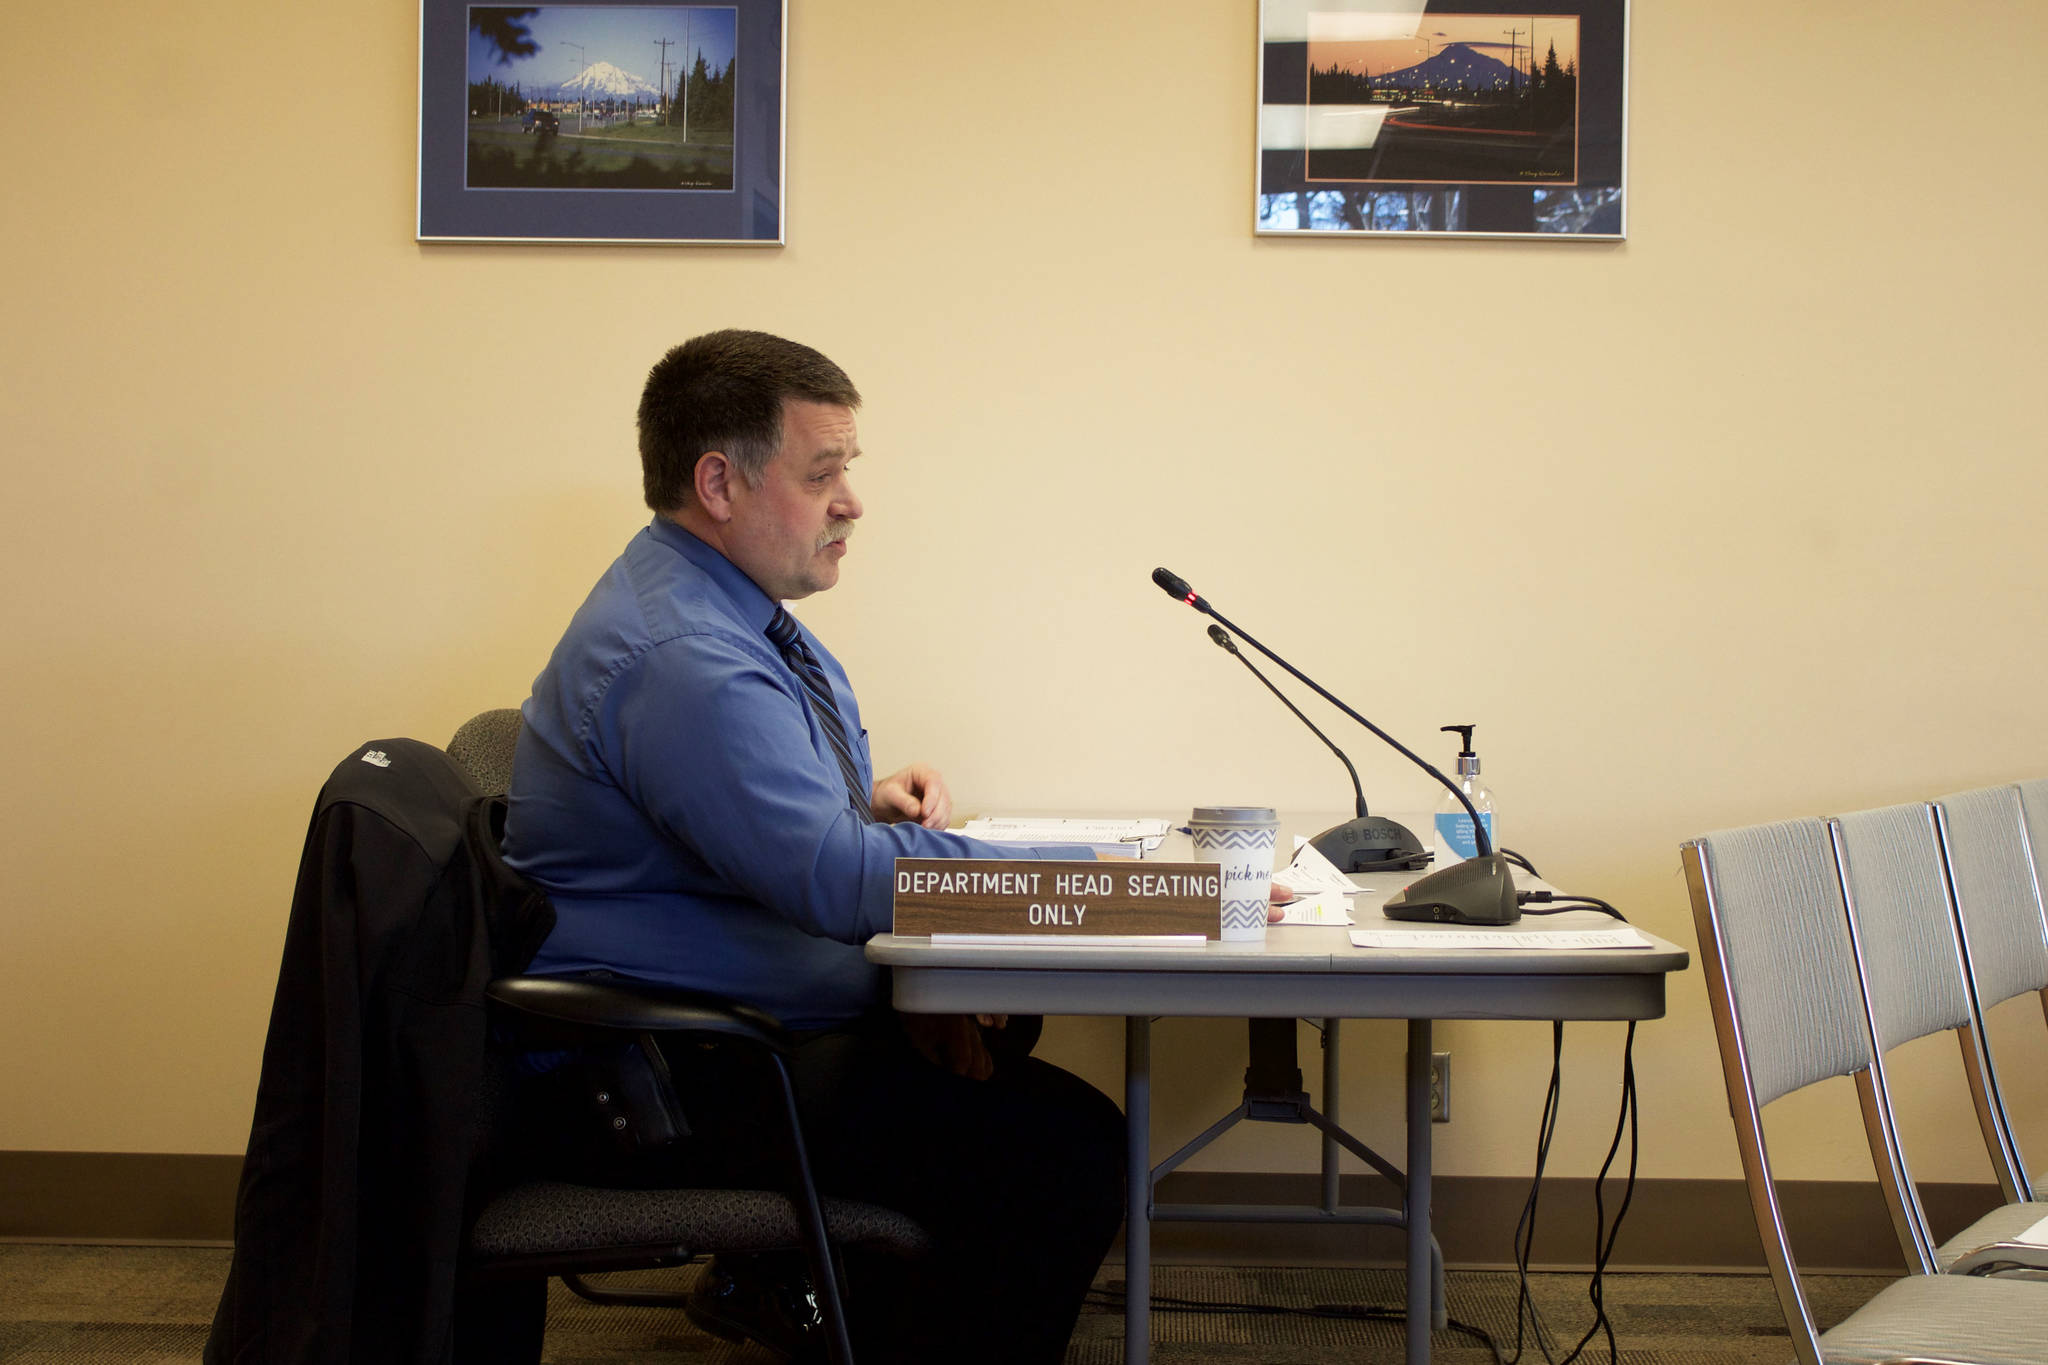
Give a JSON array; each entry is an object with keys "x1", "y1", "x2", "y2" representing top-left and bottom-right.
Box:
[{"x1": 817, "y1": 520, "x2": 856, "y2": 549}]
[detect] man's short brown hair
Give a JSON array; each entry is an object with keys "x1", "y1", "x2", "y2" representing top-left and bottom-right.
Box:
[{"x1": 638, "y1": 330, "x2": 862, "y2": 513}]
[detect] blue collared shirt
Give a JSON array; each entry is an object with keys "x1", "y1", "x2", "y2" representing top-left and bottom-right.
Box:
[{"x1": 504, "y1": 517, "x2": 1066, "y2": 1028}]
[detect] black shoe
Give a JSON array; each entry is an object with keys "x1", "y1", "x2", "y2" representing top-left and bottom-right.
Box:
[{"x1": 684, "y1": 1254, "x2": 826, "y2": 1363}]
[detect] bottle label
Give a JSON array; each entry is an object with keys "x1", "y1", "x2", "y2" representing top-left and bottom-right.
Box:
[{"x1": 1434, "y1": 811, "x2": 1495, "y2": 864}]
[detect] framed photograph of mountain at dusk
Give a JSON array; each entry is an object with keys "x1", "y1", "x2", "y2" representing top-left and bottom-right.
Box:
[
  {"x1": 418, "y1": 1, "x2": 785, "y2": 244},
  {"x1": 1257, "y1": 0, "x2": 1628, "y2": 238}
]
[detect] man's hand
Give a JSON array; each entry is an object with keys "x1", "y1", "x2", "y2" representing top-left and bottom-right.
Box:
[
  {"x1": 1269, "y1": 882, "x2": 1296, "y2": 924},
  {"x1": 872, "y1": 763, "x2": 952, "y2": 829},
  {"x1": 900, "y1": 1012, "x2": 994, "y2": 1080}
]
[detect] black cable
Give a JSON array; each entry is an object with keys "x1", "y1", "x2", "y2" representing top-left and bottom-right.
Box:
[
  {"x1": 1503, "y1": 1021, "x2": 1565, "y2": 1364},
  {"x1": 1500, "y1": 847, "x2": 1541, "y2": 878},
  {"x1": 1516, "y1": 892, "x2": 1627, "y2": 922},
  {"x1": 1556, "y1": 1022, "x2": 1639, "y2": 1365}
]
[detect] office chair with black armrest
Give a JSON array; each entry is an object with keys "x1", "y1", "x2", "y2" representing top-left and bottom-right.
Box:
[
  {"x1": 445, "y1": 708, "x2": 932, "y2": 1363},
  {"x1": 1682, "y1": 819, "x2": 2048, "y2": 1365},
  {"x1": 464, "y1": 975, "x2": 931, "y2": 1365}
]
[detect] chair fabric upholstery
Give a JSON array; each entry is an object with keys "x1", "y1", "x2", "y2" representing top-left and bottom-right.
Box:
[
  {"x1": 1833, "y1": 805, "x2": 1974, "y2": 1049},
  {"x1": 1937, "y1": 787, "x2": 2048, "y2": 1009},
  {"x1": 449, "y1": 709, "x2": 524, "y2": 798},
  {"x1": 1690, "y1": 814, "x2": 2048, "y2": 1364},
  {"x1": 1815, "y1": 1272, "x2": 2048, "y2": 1364},
  {"x1": 469, "y1": 1182, "x2": 932, "y2": 1260},
  {"x1": 1699, "y1": 819, "x2": 1871, "y2": 1107},
  {"x1": 1833, "y1": 801, "x2": 2048, "y2": 1274},
  {"x1": 2015, "y1": 780, "x2": 2048, "y2": 911},
  {"x1": 1934, "y1": 1201, "x2": 2048, "y2": 1274}
]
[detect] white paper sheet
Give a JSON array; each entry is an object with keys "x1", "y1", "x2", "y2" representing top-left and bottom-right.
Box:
[
  {"x1": 928, "y1": 933, "x2": 1209, "y2": 947},
  {"x1": 957, "y1": 816, "x2": 1169, "y2": 855},
  {"x1": 1275, "y1": 836, "x2": 1360, "y2": 897},
  {"x1": 1274, "y1": 892, "x2": 1354, "y2": 926},
  {"x1": 1349, "y1": 927, "x2": 1655, "y2": 951}
]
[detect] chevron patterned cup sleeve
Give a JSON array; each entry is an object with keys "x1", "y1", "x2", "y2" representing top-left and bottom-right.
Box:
[{"x1": 1188, "y1": 806, "x2": 1281, "y2": 943}]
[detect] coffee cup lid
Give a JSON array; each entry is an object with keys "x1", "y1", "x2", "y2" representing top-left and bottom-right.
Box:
[{"x1": 1189, "y1": 806, "x2": 1279, "y2": 826}]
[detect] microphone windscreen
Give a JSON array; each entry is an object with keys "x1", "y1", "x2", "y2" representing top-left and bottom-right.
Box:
[
  {"x1": 1206, "y1": 624, "x2": 1234, "y2": 652},
  {"x1": 1152, "y1": 567, "x2": 1193, "y2": 600}
]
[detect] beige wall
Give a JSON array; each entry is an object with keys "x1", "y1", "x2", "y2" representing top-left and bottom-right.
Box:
[{"x1": 4, "y1": 0, "x2": 2045, "y2": 1193}]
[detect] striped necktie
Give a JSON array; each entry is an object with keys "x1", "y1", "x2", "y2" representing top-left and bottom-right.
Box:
[{"x1": 766, "y1": 606, "x2": 874, "y2": 824}]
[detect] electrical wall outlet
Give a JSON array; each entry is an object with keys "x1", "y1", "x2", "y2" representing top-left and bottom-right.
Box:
[{"x1": 1430, "y1": 1051, "x2": 1451, "y2": 1123}]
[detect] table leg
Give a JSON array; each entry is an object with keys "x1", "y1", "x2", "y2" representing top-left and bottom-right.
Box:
[
  {"x1": 1407, "y1": 1018, "x2": 1432, "y2": 1365},
  {"x1": 1321, "y1": 1017, "x2": 1341, "y2": 1213},
  {"x1": 1126, "y1": 1014, "x2": 1151, "y2": 1365}
]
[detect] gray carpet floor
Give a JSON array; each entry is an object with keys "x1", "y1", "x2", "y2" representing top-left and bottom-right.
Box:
[{"x1": 0, "y1": 1243, "x2": 1886, "y2": 1363}]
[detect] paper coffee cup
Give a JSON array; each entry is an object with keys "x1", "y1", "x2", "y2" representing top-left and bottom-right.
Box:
[{"x1": 1189, "y1": 806, "x2": 1280, "y2": 942}]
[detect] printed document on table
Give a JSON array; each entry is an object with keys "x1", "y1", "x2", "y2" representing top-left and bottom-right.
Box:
[
  {"x1": 1275, "y1": 837, "x2": 1360, "y2": 898},
  {"x1": 1349, "y1": 927, "x2": 1656, "y2": 951},
  {"x1": 1269, "y1": 837, "x2": 1358, "y2": 923},
  {"x1": 1274, "y1": 894, "x2": 1352, "y2": 926},
  {"x1": 957, "y1": 816, "x2": 1169, "y2": 858}
]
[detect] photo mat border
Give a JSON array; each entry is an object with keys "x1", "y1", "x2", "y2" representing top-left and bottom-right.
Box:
[
  {"x1": 417, "y1": 0, "x2": 786, "y2": 244},
  {"x1": 1256, "y1": 0, "x2": 1628, "y2": 240}
]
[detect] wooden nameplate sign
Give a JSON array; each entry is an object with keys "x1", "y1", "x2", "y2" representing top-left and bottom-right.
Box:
[{"x1": 893, "y1": 859, "x2": 1221, "y2": 941}]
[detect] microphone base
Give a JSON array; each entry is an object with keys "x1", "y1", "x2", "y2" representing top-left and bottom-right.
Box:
[
  {"x1": 1312, "y1": 816, "x2": 1430, "y2": 874},
  {"x1": 1382, "y1": 853, "x2": 1521, "y2": 926}
]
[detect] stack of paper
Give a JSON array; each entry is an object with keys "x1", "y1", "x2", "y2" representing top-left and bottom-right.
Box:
[
  {"x1": 1271, "y1": 838, "x2": 1358, "y2": 925},
  {"x1": 957, "y1": 817, "x2": 1169, "y2": 859}
]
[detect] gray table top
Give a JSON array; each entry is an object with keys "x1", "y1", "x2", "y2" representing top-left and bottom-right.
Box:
[{"x1": 867, "y1": 851, "x2": 1689, "y2": 1019}]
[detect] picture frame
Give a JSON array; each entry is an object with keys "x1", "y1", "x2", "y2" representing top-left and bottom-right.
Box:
[
  {"x1": 1256, "y1": 0, "x2": 1628, "y2": 240},
  {"x1": 417, "y1": 1, "x2": 786, "y2": 245}
]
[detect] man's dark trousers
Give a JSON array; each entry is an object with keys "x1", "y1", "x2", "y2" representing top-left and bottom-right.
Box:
[{"x1": 544, "y1": 1011, "x2": 1126, "y2": 1364}]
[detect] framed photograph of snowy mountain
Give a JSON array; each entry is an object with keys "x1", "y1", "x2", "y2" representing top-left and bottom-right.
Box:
[
  {"x1": 1257, "y1": 0, "x2": 1628, "y2": 239},
  {"x1": 418, "y1": 2, "x2": 785, "y2": 244}
]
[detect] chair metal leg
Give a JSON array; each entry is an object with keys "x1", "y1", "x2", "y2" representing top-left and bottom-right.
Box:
[
  {"x1": 770, "y1": 1052, "x2": 858, "y2": 1365},
  {"x1": 561, "y1": 1270, "x2": 693, "y2": 1307}
]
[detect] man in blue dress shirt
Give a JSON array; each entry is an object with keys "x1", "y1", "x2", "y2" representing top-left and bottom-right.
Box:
[{"x1": 504, "y1": 331, "x2": 1124, "y2": 1362}]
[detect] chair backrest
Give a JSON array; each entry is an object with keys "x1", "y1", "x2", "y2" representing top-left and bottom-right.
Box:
[
  {"x1": 1832, "y1": 804, "x2": 1974, "y2": 1051},
  {"x1": 1689, "y1": 819, "x2": 1873, "y2": 1107},
  {"x1": 1684, "y1": 817, "x2": 1876, "y2": 1363},
  {"x1": 1934, "y1": 786, "x2": 2048, "y2": 1009},
  {"x1": 1828, "y1": 803, "x2": 1982, "y2": 1271},
  {"x1": 450, "y1": 708, "x2": 525, "y2": 798},
  {"x1": 2015, "y1": 780, "x2": 2048, "y2": 911}
]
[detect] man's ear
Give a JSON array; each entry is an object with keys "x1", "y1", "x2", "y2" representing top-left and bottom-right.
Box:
[{"x1": 693, "y1": 450, "x2": 738, "y2": 522}]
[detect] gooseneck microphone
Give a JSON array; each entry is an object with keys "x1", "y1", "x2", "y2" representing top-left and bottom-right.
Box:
[
  {"x1": 1153, "y1": 566, "x2": 1517, "y2": 924},
  {"x1": 1206, "y1": 624, "x2": 1428, "y2": 873}
]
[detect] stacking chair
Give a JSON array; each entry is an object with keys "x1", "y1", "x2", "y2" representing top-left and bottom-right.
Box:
[
  {"x1": 1683, "y1": 819, "x2": 2048, "y2": 1363},
  {"x1": 1940, "y1": 785, "x2": 2048, "y2": 1204},
  {"x1": 1828, "y1": 802, "x2": 2048, "y2": 1276}
]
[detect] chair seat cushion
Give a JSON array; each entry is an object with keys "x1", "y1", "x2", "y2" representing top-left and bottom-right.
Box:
[
  {"x1": 1818, "y1": 1272, "x2": 2048, "y2": 1363},
  {"x1": 468, "y1": 1181, "x2": 931, "y2": 1260},
  {"x1": 1936, "y1": 1200, "x2": 2048, "y2": 1275}
]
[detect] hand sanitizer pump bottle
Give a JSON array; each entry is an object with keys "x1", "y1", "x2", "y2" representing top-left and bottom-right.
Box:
[{"x1": 1432, "y1": 725, "x2": 1495, "y2": 868}]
